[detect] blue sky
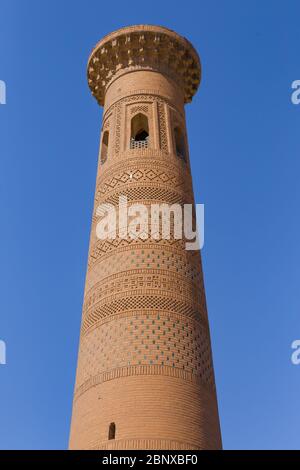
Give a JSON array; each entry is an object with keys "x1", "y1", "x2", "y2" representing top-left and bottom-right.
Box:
[{"x1": 0, "y1": 0, "x2": 299, "y2": 450}]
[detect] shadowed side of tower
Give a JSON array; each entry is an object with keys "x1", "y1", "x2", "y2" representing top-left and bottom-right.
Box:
[{"x1": 69, "y1": 25, "x2": 222, "y2": 450}]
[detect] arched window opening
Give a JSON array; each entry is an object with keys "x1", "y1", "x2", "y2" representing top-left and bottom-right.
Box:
[
  {"x1": 108, "y1": 422, "x2": 116, "y2": 440},
  {"x1": 100, "y1": 130, "x2": 109, "y2": 163},
  {"x1": 174, "y1": 127, "x2": 186, "y2": 161},
  {"x1": 130, "y1": 113, "x2": 149, "y2": 149}
]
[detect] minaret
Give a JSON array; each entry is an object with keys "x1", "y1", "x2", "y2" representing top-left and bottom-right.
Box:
[{"x1": 69, "y1": 25, "x2": 222, "y2": 450}]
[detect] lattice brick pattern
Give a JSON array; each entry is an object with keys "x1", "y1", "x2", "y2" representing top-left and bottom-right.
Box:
[
  {"x1": 87, "y1": 235, "x2": 198, "y2": 268},
  {"x1": 81, "y1": 293, "x2": 207, "y2": 336},
  {"x1": 76, "y1": 312, "x2": 215, "y2": 389},
  {"x1": 130, "y1": 105, "x2": 149, "y2": 115},
  {"x1": 96, "y1": 168, "x2": 187, "y2": 195},
  {"x1": 157, "y1": 101, "x2": 168, "y2": 153},
  {"x1": 86, "y1": 246, "x2": 203, "y2": 291},
  {"x1": 115, "y1": 102, "x2": 122, "y2": 154},
  {"x1": 84, "y1": 247, "x2": 205, "y2": 309},
  {"x1": 95, "y1": 186, "x2": 192, "y2": 208}
]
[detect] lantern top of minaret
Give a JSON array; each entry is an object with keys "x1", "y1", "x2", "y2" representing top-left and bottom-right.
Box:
[{"x1": 87, "y1": 24, "x2": 201, "y2": 106}]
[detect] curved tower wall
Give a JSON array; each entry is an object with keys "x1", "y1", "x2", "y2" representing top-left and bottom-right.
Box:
[{"x1": 69, "y1": 25, "x2": 222, "y2": 450}]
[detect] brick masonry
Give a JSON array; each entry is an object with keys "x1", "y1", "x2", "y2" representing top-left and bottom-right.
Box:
[{"x1": 69, "y1": 25, "x2": 222, "y2": 450}]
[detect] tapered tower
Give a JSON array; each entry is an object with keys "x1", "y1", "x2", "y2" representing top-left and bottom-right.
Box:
[{"x1": 69, "y1": 25, "x2": 222, "y2": 450}]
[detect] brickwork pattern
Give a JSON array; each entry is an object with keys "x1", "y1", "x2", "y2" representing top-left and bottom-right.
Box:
[{"x1": 69, "y1": 25, "x2": 222, "y2": 450}]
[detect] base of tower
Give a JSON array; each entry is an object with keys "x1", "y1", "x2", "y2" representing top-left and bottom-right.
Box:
[
  {"x1": 69, "y1": 373, "x2": 222, "y2": 450},
  {"x1": 91, "y1": 438, "x2": 201, "y2": 450}
]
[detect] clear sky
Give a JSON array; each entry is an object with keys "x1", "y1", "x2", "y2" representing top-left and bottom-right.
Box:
[{"x1": 0, "y1": 0, "x2": 299, "y2": 450}]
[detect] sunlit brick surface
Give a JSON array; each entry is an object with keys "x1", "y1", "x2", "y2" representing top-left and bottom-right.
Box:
[{"x1": 69, "y1": 25, "x2": 222, "y2": 450}]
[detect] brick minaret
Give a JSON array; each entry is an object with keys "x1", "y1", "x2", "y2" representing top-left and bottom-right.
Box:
[{"x1": 69, "y1": 25, "x2": 222, "y2": 450}]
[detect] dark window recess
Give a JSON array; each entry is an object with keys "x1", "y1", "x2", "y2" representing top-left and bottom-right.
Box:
[
  {"x1": 101, "y1": 130, "x2": 109, "y2": 163},
  {"x1": 131, "y1": 113, "x2": 149, "y2": 149},
  {"x1": 108, "y1": 422, "x2": 116, "y2": 440},
  {"x1": 174, "y1": 127, "x2": 186, "y2": 161}
]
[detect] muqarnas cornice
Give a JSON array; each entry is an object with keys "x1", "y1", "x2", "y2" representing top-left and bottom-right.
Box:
[{"x1": 87, "y1": 25, "x2": 201, "y2": 106}]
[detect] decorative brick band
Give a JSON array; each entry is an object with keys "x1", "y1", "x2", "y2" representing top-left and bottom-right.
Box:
[
  {"x1": 96, "y1": 163, "x2": 192, "y2": 198},
  {"x1": 88, "y1": 237, "x2": 193, "y2": 267},
  {"x1": 92, "y1": 437, "x2": 201, "y2": 450},
  {"x1": 94, "y1": 182, "x2": 192, "y2": 207},
  {"x1": 98, "y1": 154, "x2": 189, "y2": 175},
  {"x1": 83, "y1": 269, "x2": 205, "y2": 314},
  {"x1": 74, "y1": 364, "x2": 215, "y2": 402},
  {"x1": 81, "y1": 294, "x2": 206, "y2": 336},
  {"x1": 103, "y1": 91, "x2": 185, "y2": 123},
  {"x1": 86, "y1": 243, "x2": 202, "y2": 288}
]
